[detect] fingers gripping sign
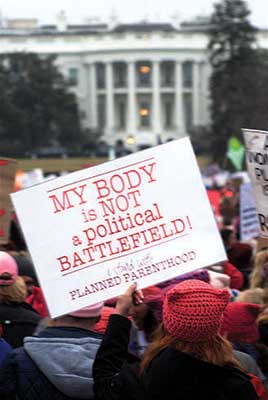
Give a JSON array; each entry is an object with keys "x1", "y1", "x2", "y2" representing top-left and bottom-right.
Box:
[{"x1": 115, "y1": 283, "x2": 144, "y2": 317}]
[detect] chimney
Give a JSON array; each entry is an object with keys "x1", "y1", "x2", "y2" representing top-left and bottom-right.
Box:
[{"x1": 56, "y1": 10, "x2": 67, "y2": 31}]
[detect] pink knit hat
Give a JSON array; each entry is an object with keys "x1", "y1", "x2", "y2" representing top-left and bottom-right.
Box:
[
  {"x1": 69, "y1": 302, "x2": 104, "y2": 318},
  {"x1": 0, "y1": 251, "x2": 18, "y2": 286},
  {"x1": 163, "y1": 279, "x2": 230, "y2": 342},
  {"x1": 94, "y1": 306, "x2": 115, "y2": 334},
  {"x1": 220, "y1": 302, "x2": 260, "y2": 343}
]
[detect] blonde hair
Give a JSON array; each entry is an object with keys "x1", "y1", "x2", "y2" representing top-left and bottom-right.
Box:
[
  {"x1": 236, "y1": 288, "x2": 264, "y2": 305},
  {"x1": 250, "y1": 249, "x2": 268, "y2": 289},
  {"x1": 0, "y1": 276, "x2": 27, "y2": 303},
  {"x1": 258, "y1": 308, "x2": 268, "y2": 325},
  {"x1": 140, "y1": 324, "x2": 241, "y2": 374}
]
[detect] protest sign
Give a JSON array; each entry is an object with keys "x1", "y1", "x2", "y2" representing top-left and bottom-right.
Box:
[
  {"x1": 240, "y1": 182, "x2": 259, "y2": 242},
  {"x1": 11, "y1": 138, "x2": 226, "y2": 317},
  {"x1": 0, "y1": 158, "x2": 17, "y2": 244},
  {"x1": 243, "y1": 129, "x2": 268, "y2": 238}
]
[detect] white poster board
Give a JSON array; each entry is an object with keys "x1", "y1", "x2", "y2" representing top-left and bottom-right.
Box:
[
  {"x1": 240, "y1": 182, "x2": 259, "y2": 242},
  {"x1": 243, "y1": 129, "x2": 268, "y2": 238},
  {"x1": 11, "y1": 138, "x2": 226, "y2": 317}
]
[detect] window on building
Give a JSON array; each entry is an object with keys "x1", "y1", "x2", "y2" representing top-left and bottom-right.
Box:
[
  {"x1": 183, "y1": 93, "x2": 193, "y2": 132},
  {"x1": 96, "y1": 63, "x2": 106, "y2": 89},
  {"x1": 136, "y1": 61, "x2": 152, "y2": 87},
  {"x1": 163, "y1": 96, "x2": 174, "y2": 129},
  {"x1": 182, "y1": 61, "x2": 193, "y2": 88},
  {"x1": 139, "y1": 101, "x2": 151, "y2": 128},
  {"x1": 116, "y1": 95, "x2": 127, "y2": 130},
  {"x1": 68, "y1": 67, "x2": 78, "y2": 86},
  {"x1": 114, "y1": 62, "x2": 127, "y2": 88},
  {"x1": 97, "y1": 95, "x2": 106, "y2": 129},
  {"x1": 161, "y1": 61, "x2": 175, "y2": 87}
]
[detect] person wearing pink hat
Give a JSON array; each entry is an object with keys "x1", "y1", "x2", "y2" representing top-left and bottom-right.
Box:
[
  {"x1": 93, "y1": 280, "x2": 260, "y2": 400},
  {"x1": 0, "y1": 251, "x2": 41, "y2": 348},
  {"x1": 0, "y1": 301, "x2": 104, "y2": 399},
  {"x1": 220, "y1": 301, "x2": 268, "y2": 378}
]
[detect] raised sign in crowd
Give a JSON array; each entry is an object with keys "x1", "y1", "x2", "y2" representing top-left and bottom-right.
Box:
[{"x1": 0, "y1": 132, "x2": 268, "y2": 399}]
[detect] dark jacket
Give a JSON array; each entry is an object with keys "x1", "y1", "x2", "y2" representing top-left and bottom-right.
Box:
[
  {"x1": 0, "y1": 326, "x2": 102, "y2": 400},
  {"x1": 93, "y1": 314, "x2": 258, "y2": 400},
  {"x1": 0, "y1": 338, "x2": 12, "y2": 365},
  {"x1": 0, "y1": 302, "x2": 41, "y2": 348}
]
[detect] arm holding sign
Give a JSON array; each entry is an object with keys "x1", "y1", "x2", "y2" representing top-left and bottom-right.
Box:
[{"x1": 93, "y1": 284, "x2": 144, "y2": 400}]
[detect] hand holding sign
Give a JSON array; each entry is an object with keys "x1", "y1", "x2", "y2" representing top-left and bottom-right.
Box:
[{"x1": 115, "y1": 283, "x2": 144, "y2": 317}]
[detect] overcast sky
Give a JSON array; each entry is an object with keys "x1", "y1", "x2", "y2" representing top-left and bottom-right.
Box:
[{"x1": 0, "y1": 0, "x2": 267, "y2": 28}]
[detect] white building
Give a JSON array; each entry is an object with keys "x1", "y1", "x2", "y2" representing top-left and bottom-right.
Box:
[{"x1": 1, "y1": 16, "x2": 267, "y2": 151}]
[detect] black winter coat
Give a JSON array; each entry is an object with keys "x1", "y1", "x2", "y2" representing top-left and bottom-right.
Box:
[
  {"x1": 93, "y1": 314, "x2": 258, "y2": 400},
  {"x1": 0, "y1": 302, "x2": 41, "y2": 348}
]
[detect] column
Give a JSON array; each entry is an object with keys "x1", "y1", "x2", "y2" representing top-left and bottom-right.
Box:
[
  {"x1": 127, "y1": 61, "x2": 136, "y2": 135},
  {"x1": 81, "y1": 63, "x2": 89, "y2": 127},
  {"x1": 152, "y1": 61, "x2": 161, "y2": 137},
  {"x1": 193, "y1": 61, "x2": 200, "y2": 126},
  {"x1": 105, "y1": 62, "x2": 115, "y2": 156},
  {"x1": 88, "y1": 62, "x2": 97, "y2": 129},
  {"x1": 175, "y1": 61, "x2": 185, "y2": 137},
  {"x1": 202, "y1": 62, "x2": 212, "y2": 125}
]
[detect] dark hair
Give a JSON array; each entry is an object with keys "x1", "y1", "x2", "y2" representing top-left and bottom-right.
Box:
[
  {"x1": 143, "y1": 308, "x2": 159, "y2": 341},
  {"x1": 220, "y1": 229, "x2": 235, "y2": 246}
]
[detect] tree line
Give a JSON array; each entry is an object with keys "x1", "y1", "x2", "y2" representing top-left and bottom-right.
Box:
[
  {"x1": 0, "y1": 0, "x2": 267, "y2": 162},
  {"x1": 0, "y1": 53, "x2": 98, "y2": 157}
]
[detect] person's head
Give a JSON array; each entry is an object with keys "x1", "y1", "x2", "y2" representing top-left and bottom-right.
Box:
[
  {"x1": 162, "y1": 279, "x2": 230, "y2": 342},
  {"x1": 129, "y1": 293, "x2": 162, "y2": 338},
  {"x1": 250, "y1": 248, "x2": 268, "y2": 289},
  {"x1": 0, "y1": 251, "x2": 27, "y2": 303},
  {"x1": 94, "y1": 306, "x2": 115, "y2": 334},
  {"x1": 52, "y1": 302, "x2": 104, "y2": 331},
  {"x1": 140, "y1": 279, "x2": 239, "y2": 372},
  {"x1": 236, "y1": 288, "x2": 264, "y2": 305},
  {"x1": 220, "y1": 228, "x2": 237, "y2": 249},
  {"x1": 129, "y1": 302, "x2": 150, "y2": 329},
  {"x1": 157, "y1": 269, "x2": 210, "y2": 290},
  {"x1": 228, "y1": 244, "x2": 253, "y2": 288},
  {"x1": 11, "y1": 252, "x2": 37, "y2": 296},
  {"x1": 219, "y1": 196, "x2": 236, "y2": 222},
  {"x1": 220, "y1": 302, "x2": 260, "y2": 344}
]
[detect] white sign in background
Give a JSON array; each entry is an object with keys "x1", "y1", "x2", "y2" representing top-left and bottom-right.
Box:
[
  {"x1": 243, "y1": 129, "x2": 268, "y2": 238},
  {"x1": 240, "y1": 182, "x2": 259, "y2": 242},
  {"x1": 11, "y1": 138, "x2": 226, "y2": 317}
]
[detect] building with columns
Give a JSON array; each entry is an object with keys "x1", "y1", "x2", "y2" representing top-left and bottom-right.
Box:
[{"x1": 1, "y1": 16, "x2": 266, "y2": 151}]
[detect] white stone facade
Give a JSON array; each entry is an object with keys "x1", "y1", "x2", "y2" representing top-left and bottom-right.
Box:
[{"x1": 1, "y1": 21, "x2": 265, "y2": 150}]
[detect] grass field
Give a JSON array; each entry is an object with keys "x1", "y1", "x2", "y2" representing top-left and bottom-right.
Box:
[
  {"x1": 17, "y1": 157, "x2": 108, "y2": 173},
  {"x1": 16, "y1": 155, "x2": 211, "y2": 173}
]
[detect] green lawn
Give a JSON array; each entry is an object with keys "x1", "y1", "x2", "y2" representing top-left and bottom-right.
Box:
[
  {"x1": 16, "y1": 155, "x2": 211, "y2": 174},
  {"x1": 17, "y1": 157, "x2": 108, "y2": 173}
]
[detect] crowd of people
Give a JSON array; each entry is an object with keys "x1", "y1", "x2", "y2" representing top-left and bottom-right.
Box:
[{"x1": 0, "y1": 182, "x2": 268, "y2": 399}]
